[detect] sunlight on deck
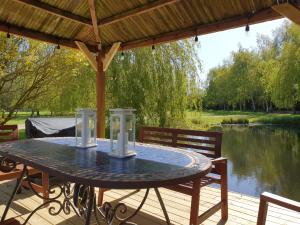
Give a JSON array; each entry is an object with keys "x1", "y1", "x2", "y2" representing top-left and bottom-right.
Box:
[{"x1": 0, "y1": 180, "x2": 299, "y2": 225}]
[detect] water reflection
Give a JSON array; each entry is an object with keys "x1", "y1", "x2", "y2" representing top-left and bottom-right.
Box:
[{"x1": 210, "y1": 125, "x2": 300, "y2": 201}]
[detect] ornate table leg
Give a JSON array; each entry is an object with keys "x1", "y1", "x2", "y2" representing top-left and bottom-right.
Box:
[
  {"x1": 154, "y1": 188, "x2": 171, "y2": 225},
  {"x1": 1, "y1": 165, "x2": 26, "y2": 222},
  {"x1": 95, "y1": 188, "x2": 171, "y2": 225},
  {"x1": 95, "y1": 188, "x2": 150, "y2": 225},
  {"x1": 84, "y1": 187, "x2": 95, "y2": 225}
]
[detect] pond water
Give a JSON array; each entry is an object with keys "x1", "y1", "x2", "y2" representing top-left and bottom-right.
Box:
[{"x1": 209, "y1": 125, "x2": 300, "y2": 201}]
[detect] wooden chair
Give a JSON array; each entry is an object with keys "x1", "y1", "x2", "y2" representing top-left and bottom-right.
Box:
[
  {"x1": 139, "y1": 127, "x2": 228, "y2": 225},
  {"x1": 0, "y1": 125, "x2": 49, "y2": 200},
  {"x1": 257, "y1": 192, "x2": 300, "y2": 225},
  {"x1": 0, "y1": 125, "x2": 19, "y2": 143}
]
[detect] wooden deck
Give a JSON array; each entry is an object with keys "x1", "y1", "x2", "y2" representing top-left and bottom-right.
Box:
[{"x1": 0, "y1": 180, "x2": 299, "y2": 225}]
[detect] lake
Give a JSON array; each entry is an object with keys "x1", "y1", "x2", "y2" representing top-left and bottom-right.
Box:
[{"x1": 210, "y1": 125, "x2": 300, "y2": 201}]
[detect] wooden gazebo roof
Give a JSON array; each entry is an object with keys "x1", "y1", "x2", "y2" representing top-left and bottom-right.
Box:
[
  {"x1": 1, "y1": 0, "x2": 299, "y2": 138},
  {"x1": 0, "y1": 0, "x2": 293, "y2": 52}
]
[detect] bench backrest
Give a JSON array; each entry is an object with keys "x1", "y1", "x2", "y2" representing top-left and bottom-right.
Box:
[
  {"x1": 139, "y1": 127, "x2": 222, "y2": 159},
  {"x1": 0, "y1": 125, "x2": 19, "y2": 142}
]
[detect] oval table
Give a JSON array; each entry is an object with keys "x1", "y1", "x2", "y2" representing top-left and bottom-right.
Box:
[{"x1": 0, "y1": 137, "x2": 212, "y2": 225}]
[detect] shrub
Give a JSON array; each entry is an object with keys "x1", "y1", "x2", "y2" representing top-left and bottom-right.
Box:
[{"x1": 221, "y1": 117, "x2": 249, "y2": 125}]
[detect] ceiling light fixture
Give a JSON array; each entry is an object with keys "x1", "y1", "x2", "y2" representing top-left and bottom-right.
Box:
[{"x1": 120, "y1": 51, "x2": 125, "y2": 60}]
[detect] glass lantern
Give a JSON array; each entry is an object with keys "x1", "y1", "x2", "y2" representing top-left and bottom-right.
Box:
[
  {"x1": 75, "y1": 108, "x2": 97, "y2": 148},
  {"x1": 109, "y1": 108, "x2": 136, "y2": 158}
]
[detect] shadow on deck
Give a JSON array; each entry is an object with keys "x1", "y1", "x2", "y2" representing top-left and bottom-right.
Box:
[{"x1": 0, "y1": 180, "x2": 299, "y2": 225}]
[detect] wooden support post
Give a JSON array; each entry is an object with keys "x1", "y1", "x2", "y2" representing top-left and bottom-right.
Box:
[
  {"x1": 96, "y1": 51, "x2": 105, "y2": 138},
  {"x1": 272, "y1": 3, "x2": 300, "y2": 26}
]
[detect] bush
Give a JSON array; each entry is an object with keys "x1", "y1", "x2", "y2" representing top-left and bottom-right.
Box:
[{"x1": 221, "y1": 117, "x2": 249, "y2": 125}]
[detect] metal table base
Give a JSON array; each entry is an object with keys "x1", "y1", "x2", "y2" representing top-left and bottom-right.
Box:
[{"x1": 1, "y1": 166, "x2": 171, "y2": 225}]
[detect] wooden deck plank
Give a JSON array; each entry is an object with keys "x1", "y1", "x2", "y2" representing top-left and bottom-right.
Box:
[{"x1": 0, "y1": 180, "x2": 299, "y2": 225}]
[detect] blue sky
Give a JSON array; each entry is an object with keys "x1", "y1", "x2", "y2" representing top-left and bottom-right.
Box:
[{"x1": 197, "y1": 18, "x2": 287, "y2": 81}]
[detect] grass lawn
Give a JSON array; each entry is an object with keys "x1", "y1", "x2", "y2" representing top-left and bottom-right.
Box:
[
  {"x1": 187, "y1": 110, "x2": 300, "y2": 126},
  {"x1": 3, "y1": 110, "x2": 300, "y2": 139},
  {"x1": 6, "y1": 111, "x2": 51, "y2": 125}
]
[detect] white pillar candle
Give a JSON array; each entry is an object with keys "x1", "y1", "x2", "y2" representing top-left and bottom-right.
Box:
[
  {"x1": 82, "y1": 114, "x2": 89, "y2": 146},
  {"x1": 124, "y1": 132, "x2": 128, "y2": 155}
]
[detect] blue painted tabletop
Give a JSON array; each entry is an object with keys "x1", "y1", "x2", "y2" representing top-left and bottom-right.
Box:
[{"x1": 0, "y1": 137, "x2": 211, "y2": 189}]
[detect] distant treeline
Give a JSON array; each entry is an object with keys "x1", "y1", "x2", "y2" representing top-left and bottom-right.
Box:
[{"x1": 203, "y1": 22, "x2": 300, "y2": 112}]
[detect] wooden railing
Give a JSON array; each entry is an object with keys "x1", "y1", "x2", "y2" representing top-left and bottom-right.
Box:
[{"x1": 257, "y1": 192, "x2": 300, "y2": 225}]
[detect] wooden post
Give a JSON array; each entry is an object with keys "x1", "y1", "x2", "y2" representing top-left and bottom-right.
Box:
[
  {"x1": 96, "y1": 51, "x2": 105, "y2": 138},
  {"x1": 257, "y1": 196, "x2": 268, "y2": 225},
  {"x1": 190, "y1": 178, "x2": 201, "y2": 225}
]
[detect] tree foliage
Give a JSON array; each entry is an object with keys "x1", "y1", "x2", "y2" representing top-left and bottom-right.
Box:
[
  {"x1": 107, "y1": 41, "x2": 200, "y2": 127},
  {"x1": 0, "y1": 36, "x2": 200, "y2": 128},
  {"x1": 204, "y1": 22, "x2": 300, "y2": 112}
]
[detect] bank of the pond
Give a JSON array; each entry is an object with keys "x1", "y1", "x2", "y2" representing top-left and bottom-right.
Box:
[{"x1": 187, "y1": 110, "x2": 300, "y2": 128}]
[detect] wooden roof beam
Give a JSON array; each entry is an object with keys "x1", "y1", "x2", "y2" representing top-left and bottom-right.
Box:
[
  {"x1": 272, "y1": 3, "x2": 300, "y2": 26},
  {"x1": 98, "y1": 0, "x2": 180, "y2": 27},
  {"x1": 13, "y1": 0, "x2": 92, "y2": 27},
  {"x1": 75, "y1": 41, "x2": 97, "y2": 71},
  {"x1": 88, "y1": 0, "x2": 101, "y2": 45},
  {"x1": 103, "y1": 42, "x2": 121, "y2": 71},
  {"x1": 0, "y1": 22, "x2": 97, "y2": 52},
  {"x1": 119, "y1": 7, "x2": 282, "y2": 51}
]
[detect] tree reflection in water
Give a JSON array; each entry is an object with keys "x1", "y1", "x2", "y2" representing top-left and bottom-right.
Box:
[{"x1": 210, "y1": 125, "x2": 300, "y2": 201}]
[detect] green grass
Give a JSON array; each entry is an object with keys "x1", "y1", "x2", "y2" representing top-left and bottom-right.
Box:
[
  {"x1": 187, "y1": 110, "x2": 300, "y2": 127},
  {"x1": 3, "y1": 110, "x2": 300, "y2": 138},
  {"x1": 5, "y1": 111, "x2": 48, "y2": 125},
  {"x1": 19, "y1": 129, "x2": 26, "y2": 139}
]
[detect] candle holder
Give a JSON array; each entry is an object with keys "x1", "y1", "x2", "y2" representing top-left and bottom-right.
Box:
[
  {"x1": 109, "y1": 108, "x2": 136, "y2": 158},
  {"x1": 75, "y1": 108, "x2": 97, "y2": 148}
]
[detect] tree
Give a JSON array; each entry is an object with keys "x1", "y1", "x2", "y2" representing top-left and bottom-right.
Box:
[
  {"x1": 0, "y1": 35, "x2": 62, "y2": 124},
  {"x1": 107, "y1": 40, "x2": 200, "y2": 127},
  {"x1": 204, "y1": 22, "x2": 300, "y2": 112}
]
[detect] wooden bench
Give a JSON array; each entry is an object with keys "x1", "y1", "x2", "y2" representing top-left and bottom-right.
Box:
[{"x1": 139, "y1": 127, "x2": 228, "y2": 225}]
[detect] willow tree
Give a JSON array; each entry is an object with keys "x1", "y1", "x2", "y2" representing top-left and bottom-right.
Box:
[
  {"x1": 0, "y1": 35, "x2": 63, "y2": 124},
  {"x1": 106, "y1": 40, "x2": 200, "y2": 128}
]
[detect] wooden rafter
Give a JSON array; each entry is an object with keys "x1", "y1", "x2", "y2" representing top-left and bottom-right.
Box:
[
  {"x1": 98, "y1": 0, "x2": 180, "y2": 27},
  {"x1": 75, "y1": 41, "x2": 120, "y2": 71},
  {"x1": 118, "y1": 7, "x2": 282, "y2": 51},
  {"x1": 272, "y1": 3, "x2": 300, "y2": 26},
  {"x1": 103, "y1": 42, "x2": 121, "y2": 71},
  {"x1": 88, "y1": 0, "x2": 101, "y2": 44},
  {"x1": 13, "y1": 0, "x2": 92, "y2": 27},
  {"x1": 75, "y1": 41, "x2": 97, "y2": 71},
  {"x1": 0, "y1": 21, "x2": 97, "y2": 52}
]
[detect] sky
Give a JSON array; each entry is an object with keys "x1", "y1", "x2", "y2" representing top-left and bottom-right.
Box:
[{"x1": 197, "y1": 18, "x2": 287, "y2": 82}]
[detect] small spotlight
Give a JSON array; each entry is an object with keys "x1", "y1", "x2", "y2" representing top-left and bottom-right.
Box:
[
  {"x1": 6, "y1": 32, "x2": 10, "y2": 38},
  {"x1": 56, "y1": 44, "x2": 60, "y2": 49},
  {"x1": 120, "y1": 51, "x2": 125, "y2": 60},
  {"x1": 245, "y1": 24, "x2": 250, "y2": 32},
  {"x1": 152, "y1": 45, "x2": 155, "y2": 55},
  {"x1": 195, "y1": 35, "x2": 198, "y2": 42}
]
